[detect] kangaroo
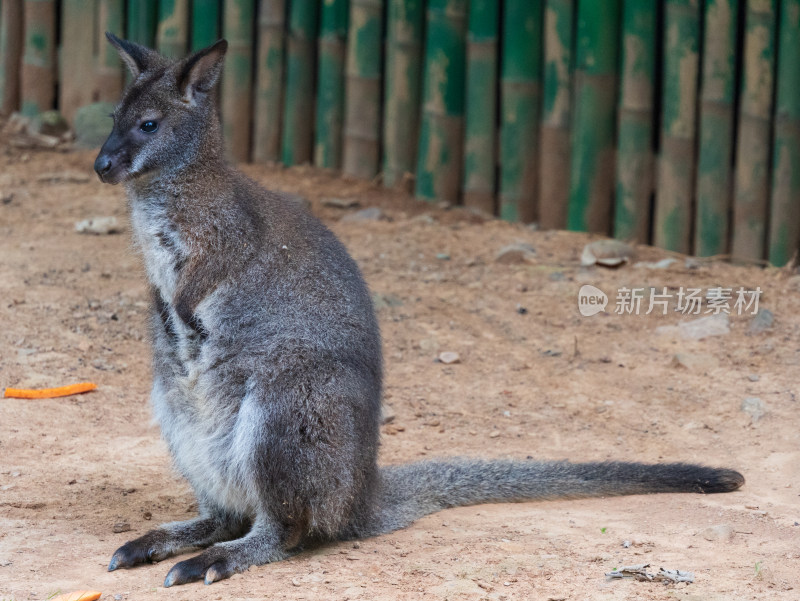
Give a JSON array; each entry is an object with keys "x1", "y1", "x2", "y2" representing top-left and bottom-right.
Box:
[{"x1": 94, "y1": 34, "x2": 744, "y2": 587}]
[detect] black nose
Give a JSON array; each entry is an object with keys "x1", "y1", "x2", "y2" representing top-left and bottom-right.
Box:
[{"x1": 94, "y1": 155, "x2": 113, "y2": 177}]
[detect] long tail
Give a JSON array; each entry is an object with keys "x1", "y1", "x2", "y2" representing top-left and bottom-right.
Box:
[{"x1": 356, "y1": 459, "x2": 743, "y2": 537}]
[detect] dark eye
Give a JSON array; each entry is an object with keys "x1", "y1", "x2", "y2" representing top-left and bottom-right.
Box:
[{"x1": 140, "y1": 120, "x2": 158, "y2": 133}]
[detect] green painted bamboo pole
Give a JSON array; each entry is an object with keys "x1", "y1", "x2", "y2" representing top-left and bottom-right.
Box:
[
  {"x1": 567, "y1": 0, "x2": 620, "y2": 232},
  {"x1": 253, "y1": 0, "x2": 285, "y2": 163},
  {"x1": 767, "y1": 0, "x2": 800, "y2": 265},
  {"x1": 315, "y1": 0, "x2": 348, "y2": 169},
  {"x1": 221, "y1": 0, "x2": 255, "y2": 162},
  {"x1": 0, "y1": 0, "x2": 23, "y2": 115},
  {"x1": 383, "y1": 0, "x2": 424, "y2": 188},
  {"x1": 191, "y1": 0, "x2": 220, "y2": 50},
  {"x1": 694, "y1": 0, "x2": 738, "y2": 256},
  {"x1": 21, "y1": 0, "x2": 56, "y2": 117},
  {"x1": 281, "y1": 0, "x2": 318, "y2": 166},
  {"x1": 59, "y1": 0, "x2": 94, "y2": 122},
  {"x1": 96, "y1": 0, "x2": 125, "y2": 102},
  {"x1": 732, "y1": 0, "x2": 777, "y2": 260},
  {"x1": 462, "y1": 0, "x2": 499, "y2": 214},
  {"x1": 653, "y1": 0, "x2": 699, "y2": 253},
  {"x1": 499, "y1": 0, "x2": 543, "y2": 222},
  {"x1": 614, "y1": 0, "x2": 656, "y2": 243},
  {"x1": 415, "y1": 0, "x2": 467, "y2": 203},
  {"x1": 126, "y1": 0, "x2": 157, "y2": 47},
  {"x1": 343, "y1": 0, "x2": 383, "y2": 178},
  {"x1": 539, "y1": 0, "x2": 574, "y2": 229},
  {"x1": 157, "y1": 0, "x2": 189, "y2": 59}
]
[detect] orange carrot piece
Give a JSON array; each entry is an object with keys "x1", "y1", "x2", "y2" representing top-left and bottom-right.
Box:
[
  {"x1": 48, "y1": 592, "x2": 102, "y2": 601},
  {"x1": 3, "y1": 382, "x2": 97, "y2": 399}
]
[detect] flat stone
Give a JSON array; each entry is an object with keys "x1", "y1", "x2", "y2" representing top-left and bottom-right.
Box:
[
  {"x1": 581, "y1": 239, "x2": 634, "y2": 267},
  {"x1": 748, "y1": 309, "x2": 774, "y2": 334},
  {"x1": 495, "y1": 243, "x2": 536, "y2": 264},
  {"x1": 75, "y1": 216, "x2": 122, "y2": 235},
  {"x1": 112, "y1": 522, "x2": 131, "y2": 533},
  {"x1": 341, "y1": 207, "x2": 383, "y2": 222},
  {"x1": 700, "y1": 524, "x2": 734, "y2": 542},
  {"x1": 438, "y1": 351, "x2": 460, "y2": 364},
  {"x1": 741, "y1": 397, "x2": 766, "y2": 422}
]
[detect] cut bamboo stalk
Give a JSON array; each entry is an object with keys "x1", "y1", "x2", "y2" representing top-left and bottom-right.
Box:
[
  {"x1": 415, "y1": 0, "x2": 467, "y2": 203},
  {"x1": 767, "y1": 0, "x2": 800, "y2": 265},
  {"x1": 21, "y1": 0, "x2": 56, "y2": 117},
  {"x1": 0, "y1": 0, "x2": 23, "y2": 115},
  {"x1": 314, "y1": 0, "x2": 348, "y2": 169},
  {"x1": 653, "y1": 0, "x2": 700, "y2": 253},
  {"x1": 343, "y1": 0, "x2": 383, "y2": 178},
  {"x1": 96, "y1": 0, "x2": 125, "y2": 103},
  {"x1": 59, "y1": 0, "x2": 95, "y2": 122},
  {"x1": 499, "y1": 0, "x2": 543, "y2": 223},
  {"x1": 126, "y1": 0, "x2": 158, "y2": 47},
  {"x1": 191, "y1": 0, "x2": 220, "y2": 50},
  {"x1": 462, "y1": 0, "x2": 499, "y2": 214},
  {"x1": 614, "y1": 0, "x2": 656, "y2": 243},
  {"x1": 221, "y1": 0, "x2": 255, "y2": 162},
  {"x1": 281, "y1": 0, "x2": 319, "y2": 166},
  {"x1": 253, "y1": 0, "x2": 285, "y2": 163},
  {"x1": 732, "y1": 0, "x2": 777, "y2": 261},
  {"x1": 383, "y1": 0, "x2": 424, "y2": 188},
  {"x1": 157, "y1": 0, "x2": 189, "y2": 59},
  {"x1": 694, "y1": 0, "x2": 738, "y2": 256},
  {"x1": 567, "y1": 0, "x2": 621, "y2": 232},
  {"x1": 539, "y1": 0, "x2": 574, "y2": 229}
]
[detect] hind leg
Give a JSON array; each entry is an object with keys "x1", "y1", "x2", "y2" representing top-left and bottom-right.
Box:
[
  {"x1": 108, "y1": 507, "x2": 249, "y2": 571},
  {"x1": 162, "y1": 514, "x2": 292, "y2": 586}
]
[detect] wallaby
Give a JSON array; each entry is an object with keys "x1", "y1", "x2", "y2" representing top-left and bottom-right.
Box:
[{"x1": 94, "y1": 34, "x2": 744, "y2": 587}]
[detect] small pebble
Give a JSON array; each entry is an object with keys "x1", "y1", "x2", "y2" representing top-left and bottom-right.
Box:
[
  {"x1": 75, "y1": 216, "x2": 122, "y2": 235},
  {"x1": 341, "y1": 207, "x2": 383, "y2": 222},
  {"x1": 700, "y1": 524, "x2": 734, "y2": 542},
  {"x1": 748, "y1": 374, "x2": 760, "y2": 382},
  {"x1": 112, "y1": 522, "x2": 131, "y2": 533},
  {"x1": 495, "y1": 243, "x2": 536, "y2": 264},
  {"x1": 741, "y1": 397, "x2": 766, "y2": 422},
  {"x1": 748, "y1": 309, "x2": 774, "y2": 334},
  {"x1": 380, "y1": 404, "x2": 396, "y2": 424},
  {"x1": 321, "y1": 197, "x2": 359, "y2": 208},
  {"x1": 438, "y1": 351, "x2": 460, "y2": 364}
]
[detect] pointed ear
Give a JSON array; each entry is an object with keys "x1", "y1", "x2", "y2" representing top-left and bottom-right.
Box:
[
  {"x1": 106, "y1": 32, "x2": 159, "y2": 79},
  {"x1": 177, "y1": 40, "x2": 228, "y2": 104}
]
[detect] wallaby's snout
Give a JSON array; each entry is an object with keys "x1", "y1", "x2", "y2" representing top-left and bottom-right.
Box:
[{"x1": 94, "y1": 130, "x2": 127, "y2": 184}]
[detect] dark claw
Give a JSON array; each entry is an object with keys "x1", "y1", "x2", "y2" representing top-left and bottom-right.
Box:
[
  {"x1": 108, "y1": 540, "x2": 153, "y2": 571},
  {"x1": 163, "y1": 553, "x2": 233, "y2": 587}
]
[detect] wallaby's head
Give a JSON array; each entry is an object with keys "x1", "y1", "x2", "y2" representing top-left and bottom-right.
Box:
[{"x1": 94, "y1": 33, "x2": 228, "y2": 185}]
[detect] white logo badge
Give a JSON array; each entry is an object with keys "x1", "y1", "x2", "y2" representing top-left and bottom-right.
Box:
[{"x1": 578, "y1": 285, "x2": 608, "y2": 316}]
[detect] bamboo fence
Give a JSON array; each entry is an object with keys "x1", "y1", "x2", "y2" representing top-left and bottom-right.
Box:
[{"x1": 0, "y1": 0, "x2": 799, "y2": 264}]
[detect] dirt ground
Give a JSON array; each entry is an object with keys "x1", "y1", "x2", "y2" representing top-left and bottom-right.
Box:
[{"x1": 0, "y1": 141, "x2": 798, "y2": 601}]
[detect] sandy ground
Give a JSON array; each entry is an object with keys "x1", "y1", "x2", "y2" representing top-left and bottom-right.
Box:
[{"x1": 0, "y1": 142, "x2": 798, "y2": 601}]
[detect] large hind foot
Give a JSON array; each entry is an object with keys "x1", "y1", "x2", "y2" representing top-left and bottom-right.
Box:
[
  {"x1": 108, "y1": 512, "x2": 248, "y2": 571},
  {"x1": 163, "y1": 518, "x2": 290, "y2": 586}
]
